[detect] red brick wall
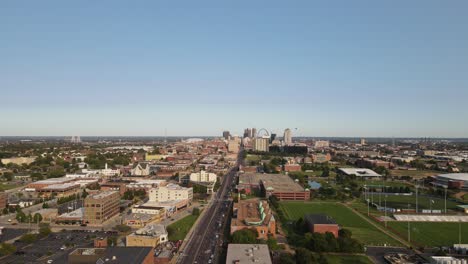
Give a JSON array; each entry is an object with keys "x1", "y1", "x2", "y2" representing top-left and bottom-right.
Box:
[{"x1": 313, "y1": 224, "x2": 339, "y2": 238}]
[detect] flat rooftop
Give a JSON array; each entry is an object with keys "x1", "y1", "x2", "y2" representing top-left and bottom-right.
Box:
[
  {"x1": 88, "y1": 190, "x2": 118, "y2": 199},
  {"x1": 304, "y1": 214, "x2": 337, "y2": 225},
  {"x1": 436, "y1": 173, "x2": 468, "y2": 181},
  {"x1": 42, "y1": 182, "x2": 79, "y2": 190},
  {"x1": 257, "y1": 174, "x2": 305, "y2": 193},
  {"x1": 226, "y1": 244, "x2": 272, "y2": 264},
  {"x1": 338, "y1": 168, "x2": 381, "y2": 177},
  {"x1": 130, "y1": 224, "x2": 167, "y2": 237},
  {"x1": 33, "y1": 177, "x2": 73, "y2": 184}
]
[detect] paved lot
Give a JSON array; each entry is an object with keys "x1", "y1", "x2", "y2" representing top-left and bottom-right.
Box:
[
  {"x1": 0, "y1": 228, "x2": 29, "y2": 243},
  {"x1": 0, "y1": 230, "x2": 112, "y2": 264},
  {"x1": 366, "y1": 246, "x2": 416, "y2": 264}
]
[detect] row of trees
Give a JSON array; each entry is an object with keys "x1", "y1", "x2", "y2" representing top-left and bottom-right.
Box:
[
  {"x1": 230, "y1": 229, "x2": 280, "y2": 251},
  {"x1": 16, "y1": 210, "x2": 43, "y2": 223},
  {"x1": 122, "y1": 189, "x2": 146, "y2": 200},
  {"x1": 18, "y1": 223, "x2": 51, "y2": 244}
]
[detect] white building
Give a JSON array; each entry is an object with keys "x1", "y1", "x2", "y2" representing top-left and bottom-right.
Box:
[
  {"x1": 190, "y1": 170, "x2": 217, "y2": 183},
  {"x1": 131, "y1": 163, "x2": 150, "y2": 176},
  {"x1": 314, "y1": 140, "x2": 330, "y2": 148},
  {"x1": 99, "y1": 163, "x2": 120, "y2": 177},
  {"x1": 149, "y1": 183, "x2": 193, "y2": 203}
]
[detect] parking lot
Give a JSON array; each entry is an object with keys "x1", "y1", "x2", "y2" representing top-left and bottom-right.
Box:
[
  {"x1": 1, "y1": 230, "x2": 113, "y2": 264},
  {"x1": 0, "y1": 228, "x2": 29, "y2": 243}
]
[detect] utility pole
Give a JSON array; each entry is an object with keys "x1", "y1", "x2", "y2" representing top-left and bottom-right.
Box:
[{"x1": 384, "y1": 195, "x2": 388, "y2": 228}]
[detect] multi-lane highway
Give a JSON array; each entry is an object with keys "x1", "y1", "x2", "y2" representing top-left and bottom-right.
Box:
[{"x1": 177, "y1": 151, "x2": 242, "y2": 264}]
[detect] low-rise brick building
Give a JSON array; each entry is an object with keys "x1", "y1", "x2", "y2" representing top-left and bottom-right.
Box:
[{"x1": 304, "y1": 214, "x2": 339, "y2": 238}]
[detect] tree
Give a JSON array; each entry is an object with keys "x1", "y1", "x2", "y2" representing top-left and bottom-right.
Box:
[
  {"x1": 114, "y1": 224, "x2": 131, "y2": 233},
  {"x1": 295, "y1": 248, "x2": 316, "y2": 264},
  {"x1": 107, "y1": 236, "x2": 118, "y2": 247},
  {"x1": 33, "y1": 213, "x2": 43, "y2": 223},
  {"x1": 0, "y1": 243, "x2": 16, "y2": 257},
  {"x1": 338, "y1": 228, "x2": 352, "y2": 239},
  {"x1": 266, "y1": 236, "x2": 280, "y2": 250},
  {"x1": 192, "y1": 207, "x2": 200, "y2": 216},
  {"x1": 39, "y1": 223, "x2": 52, "y2": 238},
  {"x1": 279, "y1": 253, "x2": 295, "y2": 264},
  {"x1": 16, "y1": 211, "x2": 26, "y2": 223},
  {"x1": 82, "y1": 189, "x2": 88, "y2": 199},
  {"x1": 42, "y1": 202, "x2": 49, "y2": 209},
  {"x1": 2, "y1": 172, "x2": 13, "y2": 181},
  {"x1": 20, "y1": 233, "x2": 39, "y2": 244},
  {"x1": 231, "y1": 229, "x2": 258, "y2": 244}
]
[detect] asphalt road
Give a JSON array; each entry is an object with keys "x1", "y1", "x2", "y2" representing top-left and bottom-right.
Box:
[{"x1": 178, "y1": 152, "x2": 241, "y2": 264}]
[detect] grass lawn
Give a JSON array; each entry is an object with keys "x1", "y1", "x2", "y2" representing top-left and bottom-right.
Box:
[
  {"x1": 0, "y1": 183, "x2": 22, "y2": 191},
  {"x1": 357, "y1": 180, "x2": 411, "y2": 188},
  {"x1": 279, "y1": 202, "x2": 401, "y2": 246},
  {"x1": 167, "y1": 214, "x2": 199, "y2": 241},
  {"x1": 320, "y1": 254, "x2": 373, "y2": 264},
  {"x1": 387, "y1": 221, "x2": 468, "y2": 247},
  {"x1": 389, "y1": 170, "x2": 439, "y2": 178}
]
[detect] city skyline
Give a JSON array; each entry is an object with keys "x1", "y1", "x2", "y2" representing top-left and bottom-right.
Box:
[{"x1": 1, "y1": 1, "x2": 468, "y2": 137}]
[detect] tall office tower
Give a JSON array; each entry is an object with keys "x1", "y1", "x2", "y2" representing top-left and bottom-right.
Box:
[
  {"x1": 270, "y1": 133, "x2": 277, "y2": 143},
  {"x1": 223, "y1": 131, "x2": 231, "y2": 140},
  {"x1": 360, "y1": 138, "x2": 366, "y2": 145},
  {"x1": 243, "y1": 128, "x2": 251, "y2": 138},
  {"x1": 252, "y1": 128, "x2": 257, "y2": 138},
  {"x1": 283, "y1": 128, "x2": 292, "y2": 145}
]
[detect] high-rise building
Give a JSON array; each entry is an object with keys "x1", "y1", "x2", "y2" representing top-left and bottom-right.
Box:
[
  {"x1": 243, "y1": 128, "x2": 251, "y2": 138},
  {"x1": 252, "y1": 128, "x2": 257, "y2": 138},
  {"x1": 270, "y1": 133, "x2": 277, "y2": 143},
  {"x1": 360, "y1": 138, "x2": 366, "y2": 145},
  {"x1": 283, "y1": 128, "x2": 292, "y2": 145},
  {"x1": 253, "y1": 137, "x2": 269, "y2": 152},
  {"x1": 223, "y1": 131, "x2": 231, "y2": 140}
]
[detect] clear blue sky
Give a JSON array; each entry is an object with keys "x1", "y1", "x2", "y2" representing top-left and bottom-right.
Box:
[{"x1": 1, "y1": 1, "x2": 467, "y2": 137}]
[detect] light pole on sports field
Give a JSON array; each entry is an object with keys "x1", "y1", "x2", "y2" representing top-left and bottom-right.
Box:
[
  {"x1": 407, "y1": 204, "x2": 411, "y2": 243},
  {"x1": 384, "y1": 194, "x2": 388, "y2": 228},
  {"x1": 444, "y1": 186, "x2": 448, "y2": 214},
  {"x1": 415, "y1": 185, "x2": 419, "y2": 214},
  {"x1": 459, "y1": 220, "x2": 462, "y2": 245}
]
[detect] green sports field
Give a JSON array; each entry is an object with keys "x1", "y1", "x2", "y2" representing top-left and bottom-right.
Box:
[
  {"x1": 367, "y1": 195, "x2": 461, "y2": 211},
  {"x1": 279, "y1": 202, "x2": 401, "y2": 246},
  {"x1": 387, "y1": 221, "x2": 468, "y2": 247}
]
